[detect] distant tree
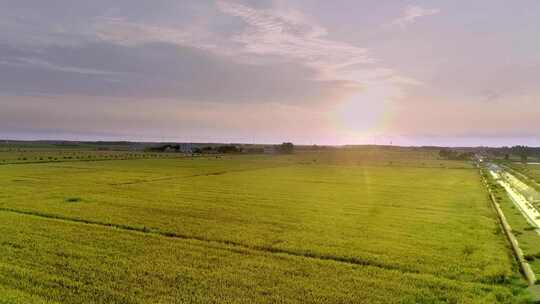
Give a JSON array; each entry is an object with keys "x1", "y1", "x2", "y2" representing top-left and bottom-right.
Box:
[
  {"x1": 438, "y1": 149, "x2": 472, "y2": 160},
  {"x1": 277, "y1": 142, "x2": 294, "y2": 154},
  {"x1": 512, "y1": 145, "x2": 530, "y2": 163},
  {"x1": 455, "y1": 152, "x2": 474, "y2": 161},
  {"x1": 439, "y1": 149, "x2": 450, "y2": 159},
  {"x1": 201, "y1": 146, "x2": 214, "y2": 153},
  {"x1": 439, "y1": 149, "x2": 457, "y2": 159},
  {"x1": 245, "y1": 147, "x2": 264, "y2": 154},
  {"x1": 217, "y1": 145, "x2": 241, "y2": 154}
]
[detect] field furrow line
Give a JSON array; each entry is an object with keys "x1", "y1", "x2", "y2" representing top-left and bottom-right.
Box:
[{"x1": 0, "y1": 206, "x2": 499, "y2": 287}]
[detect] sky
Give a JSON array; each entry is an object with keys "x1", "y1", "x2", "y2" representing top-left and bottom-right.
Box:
[{"x1": 1, "y1": 0, "x2": 539, "y2": 146}]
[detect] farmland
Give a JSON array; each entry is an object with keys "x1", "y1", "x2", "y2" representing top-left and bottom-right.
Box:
[
  {"x1": 486, "y1": 162, "x2": 540, "y2": 279},
  {"x1": 505, "y1": 163, "x2": 540, "y2": 190},
  {"x1": 486, "y1": 176, "x2": 540, "y2": 277},
  {"x1": 0, "y1": 148, "x2": 530, "y2": 303}
]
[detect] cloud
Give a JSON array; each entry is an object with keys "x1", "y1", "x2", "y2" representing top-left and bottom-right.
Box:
[
  {"x1": 95, "y1": 17, "x2": 209, "y2": 49},
  {"x1": 0, "y1": 42, "x2": 352, "y2": 104},
  {"x1": 95, "y1": 1, "x2": 417, "y2": 89},
  {"x1": 392, "y1": 5, "x2": 440, "y2": 27},
  {"x1": 0, "y1": 56, "x2": 125, "y2": 77},
  {"x1": 481, "y1": 90, "x2": 501, "y2": 103},
  {"x1": 0, "y1": 1, "x2": 419, "y2": 106},
  {"x1": 216, "y1": 1, "x2": 372, "y2": 83},
  {"x1": 0, "y1": 0, "x2": 423, "y2": 143}
]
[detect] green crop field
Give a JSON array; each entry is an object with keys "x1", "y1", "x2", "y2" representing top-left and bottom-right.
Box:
[
  {"x1": 507, "y1": 163, "x2": 540, "y2": 185},
  {"x1": 0, "y1": 149, "x2": 530, "y2": 303}
]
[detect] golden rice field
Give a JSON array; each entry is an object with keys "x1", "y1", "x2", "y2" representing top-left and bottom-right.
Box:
[{"x1": 0, "y1": 149, "x2": 530, "y2": 303}]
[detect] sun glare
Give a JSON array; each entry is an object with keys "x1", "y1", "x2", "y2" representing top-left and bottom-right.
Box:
[{"x1": 333, "y1": 86, "x2": 398, "y2": 140}]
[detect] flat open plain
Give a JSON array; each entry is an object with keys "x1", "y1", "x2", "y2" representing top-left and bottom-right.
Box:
[{"x1": 0, "y1": 149, "x2": 529, "y2": 303}]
